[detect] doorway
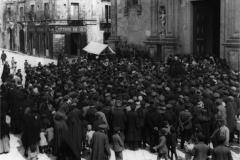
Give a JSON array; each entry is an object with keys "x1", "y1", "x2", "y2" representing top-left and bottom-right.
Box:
[
  {"x1": 7, "y1": 28, "x2": 13, "y2": 50},
  {"x1": 192, "y1": 0, "x2": 220, "y2": 57},
  {"x1": 19, "y1": 29, "x2": 25, "y2": 53},
  {"x1": 71, "y1": 33, "x2": 79, "y2": 56}
]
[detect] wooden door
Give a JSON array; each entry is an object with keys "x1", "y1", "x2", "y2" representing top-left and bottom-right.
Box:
[{"x1": 193, "y1": 2, "x2": 206, "y2": 55}]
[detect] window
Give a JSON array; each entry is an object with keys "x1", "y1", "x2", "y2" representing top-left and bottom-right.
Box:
[
  {"x1": 31, "y1": 5, "x2": 35, "y2": 13},
  {"x1": 44, "y1": 3, "x2": 50, "y2": 19},
  {"x1": 20, "y1": 7, "x2": 23, "y2": 16},
  {"x1": 71, "y1": 3, "x2": 79, "y2": 20},
  {"x1": 105, "y1": 5, "x2": 111, "y2": 23},
  {"x1": 129, "y1": 0, "x2": 138, "y2": 6},
  {"x1": 8, "y1": 7, "x2": 11, "y2": 20}
]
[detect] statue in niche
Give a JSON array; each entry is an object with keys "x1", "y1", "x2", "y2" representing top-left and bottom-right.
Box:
[{"x1": 158, "y1": 6, "x2": 166, "y2": 35}]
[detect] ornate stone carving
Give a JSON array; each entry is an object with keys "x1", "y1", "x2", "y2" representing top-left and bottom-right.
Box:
[
  {"x1": 136, "y1": 5, "x2": 142, "y2": 15},
  {"x1": 158, "y1": 6, "x2": 166, "y2": 35}
]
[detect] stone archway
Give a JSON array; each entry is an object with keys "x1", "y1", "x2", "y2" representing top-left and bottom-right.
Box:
[{"x1": 19, "y1": 29, "x2": 25, "y2": 53}]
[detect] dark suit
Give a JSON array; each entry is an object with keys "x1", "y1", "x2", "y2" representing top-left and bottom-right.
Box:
[
  {"x1": 212, "y1": 145, "x2": 233, "y2": 160},
  {"x1": 191, "y1": 142, "x2": 210, "y2": 160}
]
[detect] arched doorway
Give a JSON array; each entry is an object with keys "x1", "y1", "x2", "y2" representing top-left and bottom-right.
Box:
[
  {"x1": 19, "y1": 29, "x2": 25, "y2": 53},
  {"x1": 7, "y1": 27, "x2": 13, "y2": 50}
]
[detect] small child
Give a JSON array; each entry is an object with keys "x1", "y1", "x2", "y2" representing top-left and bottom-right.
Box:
[
  {"x1": 11, "y1": 57, "x2": 14, "y2": 69},
  {"x1": 112, "y1": 127, "x2": 124, "y2": 160},
  {"x1": 28, "y1": 144, "x2": 38, "y2": 160},
  {"x1": 170, "y1": 127, "x2": 178, "y2": 160},
  {"x1": 39, "y1": 128, "x2": 48, "y2": 153},
  {"x1": 153, "y1": 129, "x2": 168, "y2": 160},
  {"x1": 13, "y1": 62, "x2": 17, "y2": 74},
  {"x1": 45, "y1": 124, "x2": 54, "y2": 154},
  {"x1": 86, "y1": 125, "x2": 95, "y2": 153},
  {"x1": 24, "y1": 60, "x2": 28, "y2": 70}
]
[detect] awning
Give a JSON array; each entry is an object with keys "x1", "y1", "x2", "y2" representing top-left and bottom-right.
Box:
[{"x1": 83, "y1": 41, "x2": 115, "y2": 55}]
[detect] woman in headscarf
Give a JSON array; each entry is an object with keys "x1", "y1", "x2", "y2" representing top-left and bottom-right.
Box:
[
  {"x1": 93, "y1": 112, "x2": 106, "y2": 131},
  {"x1": 53, "y1": 111, "x2": 68, "y2": 160},
  {"x1": 0, "y1": 94, "x2": 10, "y2": 154},
  {"x1": 1, "y1": 61, "x2": 10, "y2": 83},
  {"x1": 63, "y1": 108, "x2": 83, "y2": 160},
  {"x1": 22, "y1": 107, "x2": 42, "y2": 158}
]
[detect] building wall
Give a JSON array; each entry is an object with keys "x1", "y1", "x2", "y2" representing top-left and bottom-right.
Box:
[
  {"x1": 116, "y1": 0, "x2": 151, "y2": 45},
  {"x1": 0, "y1": 0, "x2": 111, "y2": 57}
]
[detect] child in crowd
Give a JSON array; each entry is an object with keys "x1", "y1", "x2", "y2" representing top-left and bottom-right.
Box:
[
  {"x1": 86, "y1": 124, "x2": 95, "y2": 153},
  {"x1": 24, "y1": 60, "x2": 28, "y2": 71},
  {"x1": 170, "y1": 127, "x2": 178, "y2": 160},
  {"x1": 112, "y1": 127, "x2": 124, "y2": 160},
  {"x1": 11, "y1": 57, "x2": 15, "y2": 69},
  {"x1": 13, "y1": 62, "x2": 17, "y2": 74},
  {"x1": 28, "y1": 144, "x2": 38, "y2": 160},
  {"x1": 45, "y1": 124, "x2": 54, "y2": 154},
  {"x1": 153, "y1": 129, "x2": 168, "y2": 160},
  {"x1": 39, "y1": 128, "x2": 48, "y2": 153}
]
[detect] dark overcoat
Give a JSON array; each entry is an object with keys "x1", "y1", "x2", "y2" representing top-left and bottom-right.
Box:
[{"x1": 126, "y1": 110, "x2": 141, "y2": 141}]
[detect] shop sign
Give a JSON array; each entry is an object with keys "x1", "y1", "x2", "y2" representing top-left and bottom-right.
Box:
[
  {"x1": 54, "y1": 26, "x2": 87, "y2": 33},
  {"x1": 28, "y1": 26, "x2": 86, "y2": 33}
]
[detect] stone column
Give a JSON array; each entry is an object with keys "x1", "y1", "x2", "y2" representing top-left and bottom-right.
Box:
[
  {"x1": 107, "y1": 0, "x2": 120, "y2": 51},
  {"x1": 222, "y1": 0, "x2": 240, "y2": 71}
]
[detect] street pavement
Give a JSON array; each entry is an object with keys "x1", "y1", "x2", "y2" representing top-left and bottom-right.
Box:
[
  {"x1": 0, "y1": 48, "x2": 57, "y2": 85},
  {"x1": 0, "y1": 49, "x2": 240, "y2": 160}
]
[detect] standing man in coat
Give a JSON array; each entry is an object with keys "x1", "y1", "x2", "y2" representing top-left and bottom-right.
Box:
[
  {"x1": 126, "y1": 103, "x2": 141, "y2": 150},
  {"x1": 90, "y1": 124, "x2": 111, "y2": 160},
  {"x1": 1, "y1": 51, "x2": 7, "y2": 64}
]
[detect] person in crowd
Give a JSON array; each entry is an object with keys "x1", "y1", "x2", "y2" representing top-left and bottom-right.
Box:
[
  {"x1": 90, "y1": 124, "x2": 111, "y2": 160},
  {"x1": 126, "y1": 103, "x2": 141, "y2": 150},
  {"x1": 153, "y1": 129, "x2": 168, "y2": 160},
  {"x1": 53, "y1": 112, "x2": 68, "y2": 160},
  {"x1": 1, "y1": 61, "x2": 10, "y2": 82},
  {"x1": 86, "y1": 124, "x2": 94, "y2": 153},
  {"x1": 0, "y1": 102, "x2": 10, "y2": 154},
  {"x1": 0, "y1": 51, "x2": 239, "y2": 160},
  {"x1": 212, "y1": 136, "x2": 233, "y2": 160},
  {"x1": 112, "y1": 127, "x2": 124, "y2": 160},
  {"x1": 1, "y1": 51, "x2": 7, "y2": 64},
  {"x1": 191, "y1": 133, "x2": 210, "y2": 160},
  {"x1": 39, "y1": 128, "x2": 48, "y2": 153},
  {"x1": 11, "y1": 57, "x2": 14, "y2": 69},
  {"x1": 111, "y1": 101, "x2": 127, "y2": 143},
  {"x1": 24, "y1": 60, "x2": 28, "y2": 71},
  {"x1": 179, "y1": 103, "x2": 192, "y2": 149},
  {"x1": 63, "y1": 108, "x2": 83, "y2": 160}
]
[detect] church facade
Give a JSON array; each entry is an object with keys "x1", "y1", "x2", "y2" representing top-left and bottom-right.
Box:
[{"x1": 108, "y1": 0, "x2": 240, "y2": 71}]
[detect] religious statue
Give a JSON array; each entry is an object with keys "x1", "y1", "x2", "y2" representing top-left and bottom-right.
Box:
[{"x1": 158, "y1": 6, "x2": 166, "y2": 35}]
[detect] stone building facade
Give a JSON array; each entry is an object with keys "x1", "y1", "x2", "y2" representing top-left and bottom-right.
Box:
[
  {"x1": 108, "y1": 0, "x2": 240, "y2": 71},
  {"x1": 0, "y1": 0, "x2": 111, "y2": 58}
]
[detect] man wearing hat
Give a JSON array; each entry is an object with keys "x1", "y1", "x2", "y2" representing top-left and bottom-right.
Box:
[
  {"x1": 212, "y1": 136, "x2": 233, "y2": 160},
  {"x1": 179, "y1": 103, "x2": 192, "y2": 149},
  {"x1": 90, "y1": 124, "x2": 111, "y2": 160},
  {"x1": 111, "y1": 102, "x2": 127, "y2": 143},
  {"x1": 148, "y1": 104, "x2": 163, "y2": 153}
]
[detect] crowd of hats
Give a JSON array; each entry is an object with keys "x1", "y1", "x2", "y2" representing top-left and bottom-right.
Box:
[{"x1": 23, "y1": 56, "x2": 239, "y2": 112}]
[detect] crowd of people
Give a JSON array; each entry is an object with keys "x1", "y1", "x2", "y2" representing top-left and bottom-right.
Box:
[{"x1": 0, "y1": 50, "x2": 240, "y2": 160}]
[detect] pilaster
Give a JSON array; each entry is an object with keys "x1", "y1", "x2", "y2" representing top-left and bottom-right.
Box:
[
  {"x1": 107, "y1": 0, "x2": 120, "y2": 51},
  {"x1": 222, "y1": 0, "x2": 240, "y2": 71}
]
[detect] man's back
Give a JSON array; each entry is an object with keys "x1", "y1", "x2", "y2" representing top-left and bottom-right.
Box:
[
  {"x1": 212, "y1": 145, "x2": 233, "y2": 160},
  {"x1": 191, "y1": 142, "x2": 210, "y2": 160}
]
